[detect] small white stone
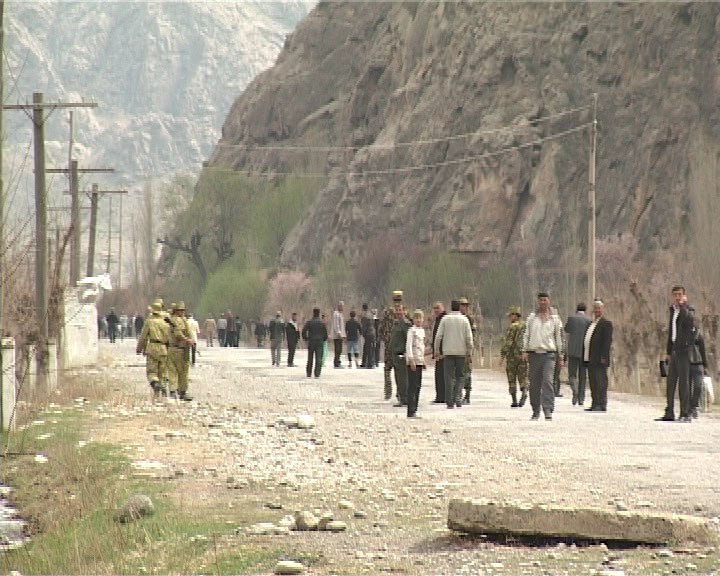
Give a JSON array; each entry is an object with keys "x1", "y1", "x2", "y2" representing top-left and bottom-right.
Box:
[
  {"x1": 34, "y1": 454, "x2": 48, "y2": 464},
  {"x1": 338, "y1": 499, "x2": 353, "y2": 510}
]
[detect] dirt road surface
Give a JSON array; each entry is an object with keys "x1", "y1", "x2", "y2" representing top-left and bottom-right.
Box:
[{"x1": 85, "y1": 340, "x2": 720, "y2": 575}]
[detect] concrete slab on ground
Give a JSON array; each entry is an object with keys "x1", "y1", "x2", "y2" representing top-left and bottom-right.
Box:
[{"x1": 448, "y1": 498, "x2": 720, "y2": 545}]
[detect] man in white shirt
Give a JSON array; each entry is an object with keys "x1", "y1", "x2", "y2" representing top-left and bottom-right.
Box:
[
  {"x1": 522, "y1": 292, "x2": 565, "y2": 421},
  {"x1": 329, "y1": 301, "x2": 346, "y2": 368}
]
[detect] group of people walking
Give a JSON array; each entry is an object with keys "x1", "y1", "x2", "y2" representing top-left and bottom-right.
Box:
[{"x1": 128, "y1": 284, "x2": 709, "y2": 423}]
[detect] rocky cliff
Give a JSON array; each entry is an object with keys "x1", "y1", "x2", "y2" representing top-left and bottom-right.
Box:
[
  {"x1": 210, "y1": 1, "x2": 720, "y2": 274},
  {"x1": 5, "y1": 0, "x2": 312, "y2": 208}
]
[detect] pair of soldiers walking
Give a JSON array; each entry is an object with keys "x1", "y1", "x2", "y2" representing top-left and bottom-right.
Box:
[{"x1": 136, "y1": 300, "x2": 194, "y2": 401}]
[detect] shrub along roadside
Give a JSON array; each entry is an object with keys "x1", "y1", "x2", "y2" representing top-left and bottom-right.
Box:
[{"x1": 0, "y1": 394, "x2": 278, "y2": 575}]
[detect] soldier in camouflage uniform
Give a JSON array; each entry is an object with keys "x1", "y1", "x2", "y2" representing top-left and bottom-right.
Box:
[
  {"x1": 167, "y1": 301, "x2": 194, "y2": 401},
  {"x1": 378, "y1": 290, "x2": 409, "y2": 401},
  {"x1": 136, "y1": 300, "x2": 171, "y2": 400},
  {"x1": 500, "y1": 305, "x2": 528, "y2": 408},
  {"x1": 459, "y1": 297, "x2": 478, "y2": 404}
]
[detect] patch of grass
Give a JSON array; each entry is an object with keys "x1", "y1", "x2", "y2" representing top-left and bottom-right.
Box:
[{"x1": 0, "y1": 389, "x2": 280, "y2": 575}]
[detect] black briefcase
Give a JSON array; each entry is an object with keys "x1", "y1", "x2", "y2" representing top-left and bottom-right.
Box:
[{"x1": 659, "y1": 360, "x2": 668, "y2": 378}]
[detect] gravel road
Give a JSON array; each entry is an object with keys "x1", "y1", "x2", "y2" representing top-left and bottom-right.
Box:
[{"x1": 87, "y1": 340, "x2": 720, "y2": 575}]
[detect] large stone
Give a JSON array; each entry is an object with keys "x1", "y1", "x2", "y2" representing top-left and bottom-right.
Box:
[
  {"x1": 114, "y1": 494, "x2": 155, "y2": 523},
  {"x1": 294, "y1": 510, "x2": 319, "y2": 531},
  {"x1": 447, "y1": 499, "x2": 720, "y2": 545},
  {"x1": 274, "y1": 560, "x2": 305, "y2": 575}
]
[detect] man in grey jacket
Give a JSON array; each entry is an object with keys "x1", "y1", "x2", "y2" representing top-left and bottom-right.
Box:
[
  {"x1": 564, "y1": 303, "x2": 591, "y2": 406},
  {"x1": 434, "y1": 300, "x2": 474, "y2": 409}
]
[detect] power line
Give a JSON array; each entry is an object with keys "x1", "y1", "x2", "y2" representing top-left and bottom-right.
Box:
[
  {"x1": 231, "y1": 121, "x2": 592, "y2": 179},
  {"x1": 215, "y1": 105, "x2": 590, "y2": 153}
]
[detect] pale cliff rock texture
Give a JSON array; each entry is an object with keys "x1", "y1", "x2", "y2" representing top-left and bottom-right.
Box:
[
  {"x1": 210, "y1": 2, "x2": 720, "y2": 269},
  {"x1": 5, "y1": 0, "x2": 312, "y2": 203}
]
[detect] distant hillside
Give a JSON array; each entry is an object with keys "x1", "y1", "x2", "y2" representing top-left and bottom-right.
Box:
[
  {"x1": 210, "y1": 1, "x2": 720, "y2": 281},
  {"x1": 4, "y1": 0, "x2": 312, "y2": 216}
]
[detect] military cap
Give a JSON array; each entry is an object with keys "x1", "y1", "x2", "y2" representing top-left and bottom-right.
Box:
[
  {"x1": 151, "y1": 302, "x2": 162, "y2": 313},
  {"x1": 173, "y1": 301, "x2": 186, "y2": 311},
  {"x1": 507, "y1": 305, "x2": 521, "y2": 316},
  {"x1": 392, "y1": 290, "x2": 403, "y2": 302},
  {"x1": 458, "y1": 297, "x2": 469, "y2": 305},
  {"x1": 169, "y1": 302, "x2": 177, "y2": 310}
]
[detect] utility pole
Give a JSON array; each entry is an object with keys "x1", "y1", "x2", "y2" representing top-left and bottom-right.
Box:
[
  {"x1": 588, "y1": 93, "x2": 598, "y2": 306},
  {"x1": 48, "y1": 165, "x2": 114, "y2": 285},
  {"x1": 86, "y1": 184, "x2": 127, "y2": 277},
  {"x1": 106, "y1": 195, "x2": 112, "y2": 274},
  {"x1": 4, "y1": 93, "x2": 97, "y2": 387},
  {"x1": 118, "y1": 192, "x2": 123, "y2": 289},
  {"x1": 0, "y1": 0, "x2": 6, "y2": 428}
]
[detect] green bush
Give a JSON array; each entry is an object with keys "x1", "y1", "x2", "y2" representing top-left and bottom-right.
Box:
[
  {"x1": 196, "y1": 265, "x2": 267, "y2": 320},
  {"x1": 388, "y1": 250, "x2": 474, "y2": 309}
]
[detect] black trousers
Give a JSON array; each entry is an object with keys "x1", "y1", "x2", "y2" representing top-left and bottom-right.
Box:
[
  {"x1": 666, "y1": 348, "x2": 691, "y2": 418},
  {"x1": 306, "y1": 341, "x2": 323, "y2": 377},
  {"x1": 218, "y1": 329, "x2": 226, "y2": 346},
  {"x1": 362, "y1": 337, "x2": 376, "y2": 367},
  {"x1": 287, "y1": 340, "x2": 298, "y2": 366},
  {"x1": 407, "y1": 365, "x2": 423, "y2": 416},
  {"x1": 333, "y1": 338, "x2": 343, "y2": 367},
  {"x1": 434, "y1": 358, "x2": 445, "y2": 402},
  {"x1": 587, "y1": 363, "x2": 608, "y2": 409}
]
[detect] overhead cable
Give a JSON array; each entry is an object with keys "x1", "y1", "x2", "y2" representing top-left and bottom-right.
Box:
[
  {"x1": 231, "y1": 121, "x2": 592, "y2": 179},
  {"x1": 215, "y1": 105, "x2": 590, "y2": 152}
]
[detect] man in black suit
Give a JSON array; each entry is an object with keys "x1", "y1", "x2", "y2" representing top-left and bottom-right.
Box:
[
  {"x1": 658, "y1": 285, "x2": 695, "y2": 422},
  {"x1": 584, "y1": 300, "x2": 613, "y2": 412}
]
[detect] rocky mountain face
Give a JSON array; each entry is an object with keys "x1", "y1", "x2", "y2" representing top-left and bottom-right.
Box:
[
  {"x1": 5, "y1": 0, "x2": 312, "y2": 212},
  {"x1": 210, "y1": 2, "x2": 720, "y2": 275}
]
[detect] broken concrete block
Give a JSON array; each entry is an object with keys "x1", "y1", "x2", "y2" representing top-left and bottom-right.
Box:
[{"x1": 447, "y1": 499, "x2": 720, "y2": 545}]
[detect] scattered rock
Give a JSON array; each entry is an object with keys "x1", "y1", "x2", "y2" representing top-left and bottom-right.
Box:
[
  {"x1": 324, "y1": 520, "x2": 347, "y2": 532},
  {"x1": 114, "y1": 494, "x2": 154, "y2": 523},
  {"x1": 318, "y1": 512, "x2": 334, "y2": 530},
  {"x1": 266, "y1": 502, "x2": 283, "y2": 510},
  {"x1": 274, "y1": 560, "x2": 305, "y2": 574},
  {"x1": 294, "y1": 510, "x2": 319, "y2": 531},
  {"x1": 33, "y1": 454, "x2": 48, "y2": 464},
  {"x1": 353, "y1": 510, "x2": 368, "y2": 519},
  {"x1": 338, "y1": 499, "x2": 353, "y2": 510},
  {"x1": 296, "y1": 415, "x2": 315, "y2": 429}
]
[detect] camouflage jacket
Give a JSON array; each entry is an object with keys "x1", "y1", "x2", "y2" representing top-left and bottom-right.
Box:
[
  {"x1": 379, "y1": 306, "x2": 413, "y2": 343},
  {"x1": 500, "y1": 320, "x2": 525, "y2": 360}
]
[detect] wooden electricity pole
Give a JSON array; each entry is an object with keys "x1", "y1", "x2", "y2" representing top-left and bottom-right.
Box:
[
  {"x1": 4, "y1": 93, "x2": 97, "y2": 386},
  {"x1": 48, "y1": 165, "x2": 114, "y2": 285},
  {"x1": 85, "y1": 184, "x2": 127, "y2": 277},
  {"x1": 587, "y1": 93, "x2": 598, "y2": 305}
]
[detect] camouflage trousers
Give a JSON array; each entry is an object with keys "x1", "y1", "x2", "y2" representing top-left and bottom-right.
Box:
[
  {"x1": 463, "y1": 358, "x2": 472, "y2": 393},
  {"x1": 146, "y1": 354, "x2": 167, "y2": 389},
  {"x1": 168, "y1": 348, "x2": 190, "y2": 393},
  {"x1": 383, "y1": 342, "x2": 393, "y2": 400},
  {"x1": 506, "y1": 358, "x2": 528, "y2": 394}
]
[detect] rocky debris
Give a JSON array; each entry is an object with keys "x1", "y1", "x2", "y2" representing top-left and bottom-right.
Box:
[
  {"x1": 294, "y1": 510, "x2": 319, "y2": 531},
  {"x1": 113, "y1": 494, "x2": 155, "y2": 523},
  {"x1": 274, "y1": 560, "x2": 305, "y2": 575},
  {"x1": 338, "y1": 499, "x2": 353, "y2": 510},
  {"x1": 448, "y1": 499, "x2": 720, "y2": 545},
  {"x1": 324, "y1": 520, "x2": 347, "y2": 532}
]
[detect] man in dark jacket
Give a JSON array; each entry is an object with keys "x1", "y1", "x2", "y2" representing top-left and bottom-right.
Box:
[
  {"x1": 565, "y1": 303, "x2": 591, "y2": 406},
  {"x1": 285, "y1": 312, "x2": 300, "y2": 367},
  {"x1": 584, "y1": 300, "x2": 613, "y2": 412},
  {"x1": 268, "y1": 312, "x2": 285, "y2": 366},
  {"x1": 360, "y1": 304, "x2": 376, "y2": 368},
  {"x1": 431, "y1": 302, "x2": 447, "y2": 403},
  {"x1": 658, "y1": 285, "x2": 695, "y2": 422},
  {"x1": 302, "y1": 308, "x2": 328, "y2": 378},
  {"x1": 106, "y1": 308, "x2": 120, "y2": 343}
]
